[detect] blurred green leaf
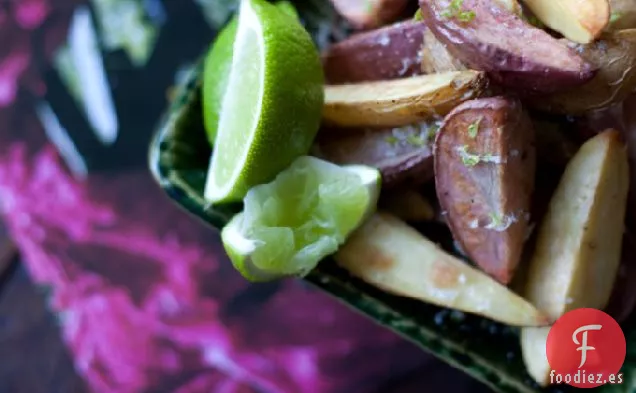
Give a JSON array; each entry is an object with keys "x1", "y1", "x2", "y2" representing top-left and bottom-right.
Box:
[
  {"x1": 90, "y1": 0, "x2": 161, "y2": 67},
  {"x1": 192, "y1": 0, "x2": 238, "y2": 29}
]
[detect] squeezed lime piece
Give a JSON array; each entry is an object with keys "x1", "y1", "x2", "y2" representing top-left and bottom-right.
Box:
[{"x1": 221, "y1": 156, "x2": 381, "y2": 282}]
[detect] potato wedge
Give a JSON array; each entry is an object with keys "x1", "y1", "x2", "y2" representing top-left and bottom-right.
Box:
[
  {"x1": 520, "y1": 327, "x2": 552, "y2": 387},
  {"x1": 329, "y1": 0, "x2": 410, "y2": 29},
  {"x1": 531, "y1": 30, "x2": 636, "y2": 114},
  {"x1": 334, "y1": 212, "x2": 548, "y2": 326},
  {"x1": 380, "y1": 190, "x2": 436, "y2": 222},
  {"x1": 313, "y1": 123, "x2": 437, "y2": 188},
  {"x1": 323, "y1": 21, "x2": 427, "y2": 84},
  {"x1": 520, "y1": 0, "x2": 610, "y2": 43},
  {"x1": 323, "y1": 71, "x2": 487, "y2": 127},
  {"x1": 607, "y1": 0, "x2": 636, "y2": 30},
  {"x1": 420, "y1": 28, "x2": 467, "y2": 74},
  {"x1": 521, "y1": 132, "x2": 628, "y2": 386},
  {"x1": 524, "y1": 129, "x2": 629, "y2": 320},
  {"x1": 495, "y1": 0, "x2": 524, "y2": 15},
  {"x1": 418, "y1": 0, "x2": 595, "y2": 93},
  {"x1": 434, "y1": 97, "x2": 536, "y2": 284}
]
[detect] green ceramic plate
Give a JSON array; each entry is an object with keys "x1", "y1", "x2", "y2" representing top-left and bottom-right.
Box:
[{"x1": 148, "y1": 1, "x2": 636, "y2": 392}]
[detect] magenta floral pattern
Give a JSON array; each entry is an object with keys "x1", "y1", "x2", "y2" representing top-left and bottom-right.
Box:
[{"x1": 0, "y1": 1, "x2": 461, "y2": 392}]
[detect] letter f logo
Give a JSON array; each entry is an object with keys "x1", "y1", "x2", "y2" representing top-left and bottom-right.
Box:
[{"x1": 573, "y1": 324, "x2": 603, "y2": 368}]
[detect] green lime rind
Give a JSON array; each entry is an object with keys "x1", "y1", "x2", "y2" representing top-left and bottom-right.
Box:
[
  {"x1": 221, "y1": 156, "x2": 381, "y2": 282},
  {"x1": 202, "y1": 18, "x2": 237, "y2": 144},
  {"x1": 275, "y1": 0, "x2": 300, "y2": 19},
  {"x1": 201, "y1": 0, "x2": 300, "y2": 145},
  {"x1": 205, "y1": 0, "x2": 324, "y2": 204}
]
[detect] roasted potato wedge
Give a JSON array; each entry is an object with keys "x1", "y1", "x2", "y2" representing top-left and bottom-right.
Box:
[
  {"x1": 523, "y1": 129, "x2": 629, "y2": 321},
  {"x1": 313, "y1": 123, "x2": 437, "y2": 188},
  {"x1": 380, "y1": 189, "x2": 436, "y2": 222},
  {"x1": 420, "y1": 28, "x2": 467, "y2": 74},
  {"x1": 607, "y1": 0, "x2": 636, "y2": 30},
  {"x1": 334, "y1": 212, "x2": 548, "y2": 326},
  {"x1": 323, "y1": 21, "x2": 427, "y2": 84},
  {"x1": 520, "y1": 0, "x2": 610, "y2": 43},
  {"x1": 521, "y1": 131, "x2": 629, "y2": 387},
  {"x1": 520, "y1": 327, "x2": 551, "y2": 387},
  {"x1": 323, "y1": 71, "x2": 487, "y2": 127},
  {"x1": 434, "y1": 97, "x2": 536, "y2": 284},
  {"x1": 531, "y1": 29, "x2": 636, "y2": 114},
  {"x1": 495, "y1": 0, "x2": 524, "y2": 15},
  {"x1": 329, "y1": 0, "x2": 410, "y2": 29},
  {"x1": 419, "y1": 0, "x2": 596, "y2": 93}
]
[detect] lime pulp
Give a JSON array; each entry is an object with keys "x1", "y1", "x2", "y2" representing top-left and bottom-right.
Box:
[{"x1": 221, "y1": 156, "x2": 381, "y2": 282}]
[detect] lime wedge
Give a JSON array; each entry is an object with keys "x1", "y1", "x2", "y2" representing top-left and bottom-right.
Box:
[
  {"x1": 221, "y1": 156, "x2": 381, "y2": 282},
  {"x1": 203, "y1": 0, "x2": 324, "y2": 204},
  {"x1": 201, "y1": 1, "x2": 299, "y2": 144}
]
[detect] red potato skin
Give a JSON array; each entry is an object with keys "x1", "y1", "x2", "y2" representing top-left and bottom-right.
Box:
[
  {"x1": 322, "y1": 21, "x2": 427, "y2": 84},
  {"x1": 329, "y1": 0, "x2": 411, "y2": 30},
  {"x1": 434, "y1": 97, "x2": 536, "y2": 284},
  {"x1": 418, "y1": 0, "x2": 596, "y2": 93},
  {"x1": 313, "y1": 125, "x2": 436, "y2": 188}
]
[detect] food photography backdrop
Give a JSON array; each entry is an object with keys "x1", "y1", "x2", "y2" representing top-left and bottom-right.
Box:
[{"x1": 0, "y1": 0, "x2": 494, "y2": 392}]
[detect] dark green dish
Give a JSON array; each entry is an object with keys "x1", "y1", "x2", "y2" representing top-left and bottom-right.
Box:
[{"x1": 148, "y1": 2, "x2": 636, "y2": 392}]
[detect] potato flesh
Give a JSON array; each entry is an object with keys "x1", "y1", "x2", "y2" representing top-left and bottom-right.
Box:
[
  {"x1": 520, "y1": 130, "x2": 629, "y2": 386},
  {"x1": 524, "y1": 129, "x2": 628, "y2": 319},
  {"x1": 520, "y1": 327, "x2": 551, "y2": 387},
  {"x1": 420, "y1": 29, "x2": 467, "y2": 74},
  {"x1": 323, "y1": 71, "x2": 486, "y2": 127},
  {"x1": 335, "y1": 212, "x2": 548, "y2": 327},
  {"x1": 521, "y1": 0, "x2": 610, "y2": 43},
  {"x1": 495, "y1": 0, "x2": 523, "y2": 15}
]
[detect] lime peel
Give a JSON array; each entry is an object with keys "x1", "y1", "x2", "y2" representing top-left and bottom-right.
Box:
[
  {"x1": 222, "y1": 156, "x2": 381, "y2": 282},
  {"x1": 201, "y1": 1, "x2": 299, "y2": 144},
  {"x1": 203, "y1": 0, "x2": 324, "y2": 205}
]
